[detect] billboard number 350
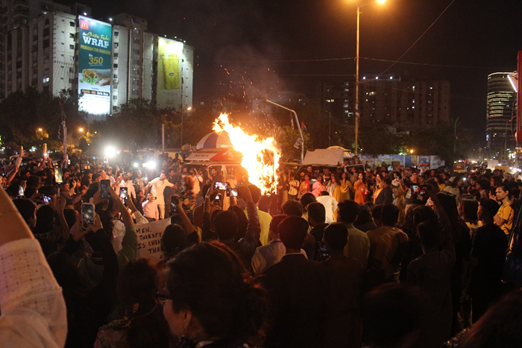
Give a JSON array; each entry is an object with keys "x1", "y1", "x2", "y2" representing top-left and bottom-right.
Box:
[{"x1": 89, "y1": 56, "x2": 104, "y2": 65}]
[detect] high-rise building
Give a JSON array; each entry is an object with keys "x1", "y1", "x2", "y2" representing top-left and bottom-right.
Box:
[
  {"x1": 0, "y1": 0, "x2": 90, "y2": 99},
  {"x1": 3, "y1": 4, "x2": 194, "y2": 114},
  {"x1": 486, "y1": 72, "x2": 516, "y2": 154},
  {"x1": 318, "y1": 76, "x2": 451, "y2": 129}
]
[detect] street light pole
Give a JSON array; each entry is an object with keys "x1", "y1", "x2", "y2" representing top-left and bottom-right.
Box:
[
  {"x1": 266, "y1": 99, "x2": 305, "y2": 163},
  {"x1": 353, "y1": 0, "x2": 385, "y2": 156},
  {"x1": 354, "y1": 5, "x2": 360, "y2": 156}
]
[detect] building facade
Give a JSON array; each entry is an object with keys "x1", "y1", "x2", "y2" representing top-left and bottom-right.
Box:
[
  {"x1": 318, "y1": 76, "x2": 451, "y2": 130},
  {"x1": 0, "y1": 0, "x2": 90, "y2": 99},
  {"x1": 3, "y1": 2, "x2": 194, "y2": 115},
  {"x1": 486, "y1": 72, "x2": 516, "y2": 154}
]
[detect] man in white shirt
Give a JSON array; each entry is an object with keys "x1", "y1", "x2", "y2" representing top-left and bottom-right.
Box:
[
  {"x1": 117, "y1": 172, "x2": 136, "y2": 200},
  {"x1": 316, "y1": 191, "x2": 338, "y2": 223},
  {"x1": 145, "y1": 170, "x2": 175, "y2": 219},
  {"x1": 251, "y1": 214, "x2": 308, "y2": 274},
  {"x1": 142, "y1": 193, "x2": 159, "y2": 221}
]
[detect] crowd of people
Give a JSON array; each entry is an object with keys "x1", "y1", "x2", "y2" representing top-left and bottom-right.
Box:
[{"x1": 1, "y1": 151, "x2": 522, "y2": 348}]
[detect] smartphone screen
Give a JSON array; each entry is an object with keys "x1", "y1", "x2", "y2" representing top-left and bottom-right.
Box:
[
  {"x1": 43, "y1": 196, "x2": 51, "y2": 204},
  {"x1": 411, "y1": 185, "x2": 419, "y2": 195},
  {"x1": 82, "y1": 203, "x2": 94, "y2": 229},
  {"x1": 214, "y1": 181, "x2": 228, "y2": 190},
  {"x1": 229, "y1": 188, "x2": 238, "y2": 197},
  {"x1": 120, "y1": 187, "x2": 128, "y2": 200},
  {"x1": 54, "y1": 167, "x2": 63, "y2": 184},
  {"x1": 101, "y1": 180, "x2": 111, "y2": 199},
  {"x1": 18, "y1": 185, "x2": 24, "y2": 197}
]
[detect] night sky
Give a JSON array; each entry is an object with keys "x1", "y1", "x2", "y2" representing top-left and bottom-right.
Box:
[{"x1": 62, "y1": 0, "x2": 522, "y2": 143}]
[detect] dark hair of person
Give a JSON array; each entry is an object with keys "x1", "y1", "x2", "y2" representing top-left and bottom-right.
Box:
[
  {"x1": 247, "y1": 184, "x2": 262, "y2": 204},
  {"x1": 228, "y1": 205, "x2": 248, "y2": 241},
  {"x1": 324, "y1": 223, "x2": 348, "y2": 252},
  {"x1": 161, "y1": 224, "x2": 187, "y2": 260},
  {"x1": 436, "y1": 191, "x2": 466, "y2": 239},
  {"x1": 24, "y1": 186, "x2": 38, "y2": 199},
  {"x1": 380, "y1": 204, "x2": 400, "y2": 227},
  {"x1": 461, "y1": 290, "x2": 522, "y2": 348},
  {"x1": 371, "y1": 204, "x2": 384, "y2": 223},
  {"x1": 402, "y1": 204, "x2": 421, "y2": 239},
  {"x1": 338, "y1": 199, "x2": 359, "y2": 224},
  {"x1": 39, "y1": 185, "x2": 57, "y2": 196},
  {"x1": 12, "y1": 198, "x2": 37, "y2": 225},
  {"x1": 362, "y1": 283, "x2": 426, "y2": 348},
  {"x1": 320, "y1": 190, "x2": 329, "y2": 196},
  {"x1": 416, "y1": 220, "x2": 441, "y2": 249},
  {"x1": 412, "y1": 205, "x2": 437, "y2": 229},
  {"x1": 477, "y1": 179, "x2": 490, "y2": 191},
  {"x1": 34, "y1": 204, "x2": 55, "y2": 234},
  {"x1": 278, "y1": 216, "x2": 309, "y2": 250},
  {"x1": 459, "y1": 195, "x2": 478, "y2": 225},
  {"x1": 117, "y1": 259, "x2": 158, "y2": 305},
  {"x1": 355, "y1": 204, "x2": 373, "y2": 225},
  {"x1": 451, "y1": 174, "x2": 462, "y2": 188},
  {"x1": 63, "y1": 208, "x2": 77, "y2": 230},
  {"x1": 307, "y1": 202, "x2": 326, "y2": 224},
  {"x1": 97, "y1": 209, "x2": 115, "y2": 240},
  {"x1": 6, "y1": 179, "x2": 23, "y2": 197},
  {"x1": 166, "y1": 241, "x2": 267, "y2": 342},
  {"x1": 497, "y1": 184, "x2": 512, "y2": 199},
  {"x1": 258, "y1": 195, "x2": 271, "y2": 213},
  {"x1": 25, "y1": 175, "x2": 41, "y2": 189},
  {"x1": 281, "y1": 200, "x2": 304, "y2": 217},
  {"x1": 299, "y1": 193, "x2": 316, "y2": 211},
  {"x1": 491, "y1": 175, "x2": 503, "y2": 188},
  {"x1": 383, "y1": 177, "x2": 392, "y2": 186},
  {"x1": 479, "y1": 198, "x2": 500, "y2": 220},
  {"x1": 214, "y1": 210, "x2": 239, "y2": 240},
  {"x1": 269, "y1": 214, "x2": 287, "y2": 235}
]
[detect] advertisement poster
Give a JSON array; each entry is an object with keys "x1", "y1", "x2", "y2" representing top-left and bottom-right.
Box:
[
  {"x1": 157, "y1": 37, "x2": 184, "y2": 108},
  {"x1": 78, "y1": 16, "x2": 112, "y2": 115},
  {"x1": 430, "y1": 156, "x2": 445, "y2": 169},
  {"x1": 405, "y1": 155, "x2": 418, "y2": 167},
  {"x1": 377, "y1": 155, "x2": 391, "y2": 166},
  {"x1": 418, "y1": 156, "x2": 430, "y2": 167},
  {"x1": 391, "y1": 154, "x2": 404, "y2": 167}
]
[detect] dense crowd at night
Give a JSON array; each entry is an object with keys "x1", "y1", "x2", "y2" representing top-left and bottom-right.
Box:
[{"x1": 1, "y1": 151, "x2": 522, "y2": 348}]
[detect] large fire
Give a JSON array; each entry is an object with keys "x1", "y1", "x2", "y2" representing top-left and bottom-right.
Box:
[{"x1": 213, "y1": 114, "x2": 281, "y2": 195}]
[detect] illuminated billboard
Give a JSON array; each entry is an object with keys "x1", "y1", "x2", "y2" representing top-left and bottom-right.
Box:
[
  {"x1": 78, "y1": 16, "x2": 112, "y2": 115},
  {"x1": 157, "y1": 37, "x2": 184, "y2": 108}
]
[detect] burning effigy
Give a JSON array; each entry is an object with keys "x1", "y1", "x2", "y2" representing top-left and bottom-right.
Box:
[{"x1": 213, "y1": 114, "x2": 281, "y2": 195}]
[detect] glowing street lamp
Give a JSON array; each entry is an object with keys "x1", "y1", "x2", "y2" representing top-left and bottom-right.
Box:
[
  {"x1": 79, "y1": 127, "x2": 84, "y2": 133},
  {"x1": 352, "y1": 0, "x2": 386, "y2": 156}
]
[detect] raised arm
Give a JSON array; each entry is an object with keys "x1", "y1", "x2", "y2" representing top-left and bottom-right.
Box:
[{"x1": 0, "y1": 177, "x2": 67, "y2": 347}]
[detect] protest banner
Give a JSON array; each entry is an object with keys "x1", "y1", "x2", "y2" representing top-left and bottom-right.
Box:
[{"x1": 136, "y1": 218, "x2": 171, "y2": 265}]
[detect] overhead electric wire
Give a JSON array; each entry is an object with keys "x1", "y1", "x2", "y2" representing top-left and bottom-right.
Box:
[
  {"x1": 206, "y1": 56, "x2": 509, "y2": 71},
  {"x1": 377, "y1": 0, "x2": 457, "y2": 77}
]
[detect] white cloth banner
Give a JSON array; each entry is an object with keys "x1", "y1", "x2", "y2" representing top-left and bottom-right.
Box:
[{"x1": 136, "y1": 218, "x2": 171, "y2": 265}]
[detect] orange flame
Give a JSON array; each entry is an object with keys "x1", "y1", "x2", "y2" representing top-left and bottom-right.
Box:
[{"x1": 213, "y1": 114, "x2": 280, "y2": 195}]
